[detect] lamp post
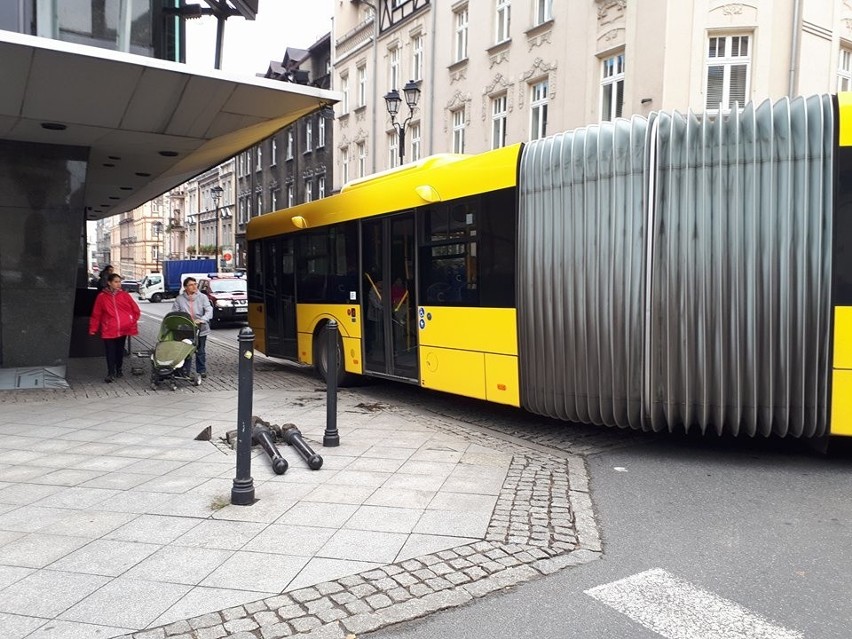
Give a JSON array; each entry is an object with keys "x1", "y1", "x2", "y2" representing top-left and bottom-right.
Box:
[
  {"x1": 384, "y1": 80, "x2": 421, "y2": 165},
  {"x1": 211, "y1": 185, "x2": 224, "y2": 268}
]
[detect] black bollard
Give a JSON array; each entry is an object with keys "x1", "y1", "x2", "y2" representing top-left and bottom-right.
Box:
[
  {"x1": 282, "y1": 424, "x2": 323, "y2": 470},
  {"x1": 324, "y1": 320, "x2": 340, "y2": 447},
  {"x1": 231, "y1": 327, "x2": 256, "y2": 505},
  {"x1": 252, "y1": 423, "x2": 288, "y2": 475}
]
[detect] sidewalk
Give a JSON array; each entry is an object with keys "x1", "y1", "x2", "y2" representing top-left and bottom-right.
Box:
[{"x1": 0, "y1": 316, "x2": 602, "y2": 639}]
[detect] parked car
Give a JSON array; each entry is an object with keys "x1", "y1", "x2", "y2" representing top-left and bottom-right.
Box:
[
  {"x1": 198, "y1": 274, "x2": 248, "y2": 324},
  {"x1": 121, "y1": 279, "x2": 140, "y2": 293}
]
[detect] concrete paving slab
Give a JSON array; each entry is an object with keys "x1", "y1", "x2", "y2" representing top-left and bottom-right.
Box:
[
  {"x1": 0, "y1": 570, "x2": 110, "y2": 617},
  {"x1": 24, "y1": 619, "x2": 133, "y2": 638},
  {"x1": 200, "y1": 550, "x2": 308, "y2": 592},
  {"x1": 171, "y1": 519, "x2": 266, "y2": 551},
  {"x1": 0, "y1": 611, "x2": 48, "y2": 639},
  {"x1": 286, "y1": 557, "x2": 383, "y2": 591},
  {"x1": 396, "y1": 534, "x2": 480, "y2": 561},
  {"x1": 123, "y1": 545, "x2": 234, "y2": 585},
  {"x1": 39, "y1": 510, "x2": 137, "y2": 538},
  {"x1": 318, "y1": 529, "x2": 408, "y2": 564},
  {"x1": 0, "y1": 534, "x2": 91, "y2": 568},
  {"x1": 343, "y1": 505, "x2": 424, "y2": 534},
  {"x1": 150, "y1": 586, "x2": 275, "y2": 629},
  {"x1": 242, "y1": 523, "x2": 336, "y2": 556},
  {"x1": 48, "y1": 539, "x2": 161, "y2": 577},
  {"x1": 0, "y1": 565, "x2": 34, "y2": 589},
  {"x1": 58, "y1": 578, "x2": 192, "y2": 628},
  {"x1": 104, "y1": 514, "x2": 203, "y2": 545}
]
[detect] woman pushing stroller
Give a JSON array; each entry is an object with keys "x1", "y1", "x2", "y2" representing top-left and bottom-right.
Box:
[
  {"x1": 89, "y1": 273, "x2": 141, "y2": 382},
  {"x1": 171, "y1": 277, "x2": 213, "y2": 378}
]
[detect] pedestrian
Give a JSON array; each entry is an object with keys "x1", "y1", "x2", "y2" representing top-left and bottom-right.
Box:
[
  {"x1": 97, "y1": 264, "x2": 114, "y2": 289},
  {"x1": 88, "y1": 273, "x2": 141, "y2": 383},
  {"x1": 171, "y1": 276, "x2": 213, "y2": 378}
]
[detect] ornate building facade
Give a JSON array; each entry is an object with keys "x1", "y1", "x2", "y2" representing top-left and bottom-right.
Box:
[{"x1": 333, "y1": 0, "x2": 852, "y2": 190}]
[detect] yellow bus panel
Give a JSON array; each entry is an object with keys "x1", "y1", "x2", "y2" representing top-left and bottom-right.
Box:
[
  {"x1": 296, "y1": 304, "x2": 361, "y2": 339},
  {"x1": 342, "y1": 336, "x2": 363, "y2": 375},
  {"x1": 839, "y1": 93, "x2": 852, "y2": 147},
  {"x1": 484, "y1": 353, "x2": 521, "y2": 406},
  {"x1": 248, "y1": 303, "x2": 266, "y2": 353},
  {"x1": 420, "y1": 346, "x2": 486, "y2": 400},
  {"x1": 418, "y1": 307, "x2": 518, "y2": 355},
  {"x1": 831, "y1": 370, "x2": 852, "y2": 436},
  {"x1": 833, "y1": 306, "x2": 852, "y2": 369}
]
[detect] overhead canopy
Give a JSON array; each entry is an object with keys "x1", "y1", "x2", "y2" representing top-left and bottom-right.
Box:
[{"x1": 0, "y1": 29, "x2": 339, "y2": 220}]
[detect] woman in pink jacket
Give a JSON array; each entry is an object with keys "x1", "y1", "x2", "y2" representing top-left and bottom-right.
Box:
[{"x1": 89, "y1": 273, "x2": 141, "y2": 382}]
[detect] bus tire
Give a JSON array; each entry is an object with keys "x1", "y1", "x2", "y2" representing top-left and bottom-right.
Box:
[
  {"x1": 151, "y1": 293, "x2": 162, "y2": 303},
  {"x1": 314, "y1": 324, "x2": 355, "y2": 387}
]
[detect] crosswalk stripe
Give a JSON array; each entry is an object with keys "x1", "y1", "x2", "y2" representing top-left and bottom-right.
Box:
[{"x1": 584, "y1": 568, "x2": 803, "y2": 639}]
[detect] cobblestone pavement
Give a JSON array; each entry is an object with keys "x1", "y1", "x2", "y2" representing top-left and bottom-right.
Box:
[{"x1": 0, "y1": 314, "x2": 621, "y2": 638}]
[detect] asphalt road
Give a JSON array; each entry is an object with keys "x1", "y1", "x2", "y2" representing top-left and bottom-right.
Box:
[{"x1": 365, "y1": 428, "x2": 852, "y2": 639}]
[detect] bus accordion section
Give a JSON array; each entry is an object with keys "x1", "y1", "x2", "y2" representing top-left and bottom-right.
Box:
[{"x1": 517, "y1": 94, "x2": 835, "y2": 438}]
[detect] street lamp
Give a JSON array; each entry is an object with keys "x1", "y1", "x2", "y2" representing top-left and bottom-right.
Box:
[
  {"x1": 384, "y1": 79, "x2": 421, "y2": 164},
  {"x1": 211, "y1": 185, "x2": 224, "y2": 268}
]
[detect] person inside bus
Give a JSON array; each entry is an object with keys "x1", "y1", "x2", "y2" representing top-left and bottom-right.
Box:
[{"x1": 366, "y1": 275, "x2": 384, "y2": 362}]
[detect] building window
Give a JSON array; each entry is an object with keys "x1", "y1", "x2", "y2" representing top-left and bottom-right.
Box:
[
  {"x1": 341, "y1": 146, "x2": 350, "y2": 183},
  {"x1": 305, "y1": 180, "x2": 313, "y2": 203},
  {"x1": 454, "y1": 7, "x2": 468, "y2": 63},
  {"x1": 492, "y1": 94, "x2": 507, "y2": 149},
  {"x1": 839, "y1": 49, "x2": 852, "y2": 92},
  {"x1": 271, "y1": 188, "x2": 278, "y2": 211},
  {"x1": 705, "y1": 34, "x2": 750, "y2": 111},
  {"x1": 601, "y1": 53, "x2": 624, "y2": 122},
  {"x1": 287, "y1": 184, "x2": 294, "y2": 207},
  {"x1": 357, "y1": 64, "x2": 367, "y2": 107},
  {"x1": 535, "y1": 0, "x2": 552, "y2": 25},
  {"x1": 495, "y1": 0, "x2": 511, "y2": 44},
  {"x1": 318, "y1": 117, "x2": 326, "y2": 148},
  {"x1": 318, "y1": 176, "x2": 326, "y2": 199},
  {"x1": 412, "y1": 35, "x2": 424, "y2": 81},
  {"x1": 452, "y1": 109, "x2": 466, "y2": 153},
  {"x1": 530, "y1": 80, "x2": 548, "y2": 139},
  {"x1": 238, "y1": 153, "x2": 244, "y2": 176},
  {"x1": 287, "y1": 130, "x2": 294, "y2": 159},
  {"x1": 238, "y1": 197, "x2": 246, "y2": 224},
  {"x1": 357, "y1": 142, "x2": 366, "y2": 177},
  {"x1": 389, "y1": 132, "x2": 399, "y2": 168},
  {"x1": 389, "y1": 46, "x2": 400, "y2": 90},
  {"x1": 256, "y1": 192, "x2": 263, "y2": 216},
  {"x1": 410, "y1": 123, "x2": 421, "y2": 161},
  {"x1": 271, "y1": 138, "x2": 277, "y2": 165},
  {"x1": 256, "y1": 146, "x2": 262, "y2": 170},
  {"x1": 341, "y1": 74, "x2": 349, "y2": 113},
  {"x1": 305, "y1": 120, "x2": 313, "y2": 153}
]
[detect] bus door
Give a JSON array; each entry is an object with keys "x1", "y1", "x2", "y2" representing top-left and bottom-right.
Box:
[
  {"x1": 362, "y1": 213, "x2": 418, "y2": 380},
  {"x1": 263, "y1": 237, "x2": 297, "y2": 359}
]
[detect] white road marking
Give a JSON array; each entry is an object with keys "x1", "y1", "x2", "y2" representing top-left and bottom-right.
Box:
[{"x1": 584, "y1": 568, "x2": 803, "y2": 639}]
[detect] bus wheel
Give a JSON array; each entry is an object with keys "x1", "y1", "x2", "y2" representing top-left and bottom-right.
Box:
[{"x1": 314, "y1": 324, "x2": 355, "y2": 387}]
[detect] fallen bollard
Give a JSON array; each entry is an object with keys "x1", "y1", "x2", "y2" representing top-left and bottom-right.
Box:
[
  {"x1": 282, "y1": 424, "x2": 323, "y2": 470},
  {"x1": 252, "y1": 422, "x2": 288, "y2": 475}
]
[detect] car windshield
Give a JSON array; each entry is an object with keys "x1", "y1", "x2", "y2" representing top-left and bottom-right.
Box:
[{"x1": 210, "y1": 280, "x2": 246, "y2": 293}]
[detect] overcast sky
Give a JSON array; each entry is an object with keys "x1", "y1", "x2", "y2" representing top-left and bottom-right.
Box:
[{"x1": 184, "y1": 2, "x2": 333, "y2": 76}]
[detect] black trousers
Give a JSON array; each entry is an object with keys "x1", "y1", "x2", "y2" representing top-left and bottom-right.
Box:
[{"x1": 103, "y1": 336, "x2": 126, "y2": 375}]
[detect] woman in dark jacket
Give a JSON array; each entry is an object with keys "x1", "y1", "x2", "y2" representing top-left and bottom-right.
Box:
[{"x1": 89, "y1": 273, "x2": 141, "y2": 382}]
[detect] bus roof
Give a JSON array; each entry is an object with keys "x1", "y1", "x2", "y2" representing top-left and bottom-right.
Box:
[{"x1": 246, "y1": 143, "x2": 522, "y2": 241}]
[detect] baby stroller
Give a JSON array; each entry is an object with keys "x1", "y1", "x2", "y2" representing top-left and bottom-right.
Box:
[{"x1": 151, "y1": 312, "x2": 202, "y2": 390}]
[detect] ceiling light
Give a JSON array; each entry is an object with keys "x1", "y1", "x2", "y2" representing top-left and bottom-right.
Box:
[
  {"x1": 159, "y1": 151, "x2": 179, "y2": 157},
  {"x1": 135, "y1": 172, "x2": 152, "y2": 177},
  {"x1": 103, "y1": 163, "x2": 115, "y2": 167},
  {"x1": 40, "y1": 122, "x2": 66, "y2": 131}
]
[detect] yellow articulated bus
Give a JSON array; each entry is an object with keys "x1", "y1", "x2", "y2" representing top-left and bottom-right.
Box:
[{"x1": 248, "y1": 93, "x2": 852, "y2": 439}]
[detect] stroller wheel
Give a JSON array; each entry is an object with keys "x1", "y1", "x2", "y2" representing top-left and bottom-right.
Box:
[{"x1": 170, "y1": 383, "x2": 178, "y2": 391}]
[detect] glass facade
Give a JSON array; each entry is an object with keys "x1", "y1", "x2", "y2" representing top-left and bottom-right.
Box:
[{"x1": 2, "y1": 1, "x2": 183, "y2": 61}]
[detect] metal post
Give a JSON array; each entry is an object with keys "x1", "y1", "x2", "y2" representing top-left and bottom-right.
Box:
[
  {"x1": 214, "y1": 15, "x2": 225, "y2": 70},
  {"x1": 324, "y1": 320, "x2": 340, "y2": 447},
  {"x1": 215, "y1": 204, "x2": 220, "y2": 269},
  {"x1": 231, "y1": 327, "x2": 256, "y2": 504},
  {"x1": 398, "y1": 126, "x2": 406, "y2": 164}
]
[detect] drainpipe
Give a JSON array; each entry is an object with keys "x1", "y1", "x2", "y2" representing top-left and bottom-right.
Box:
[
  {"x1": 362, "y1": 0, "x2": 380, "y2": 174},
  {"x1": 788, "y1": 0, "x2": 802, "y2": 98},
  {"x1": 428, "y1": 0, "x2": 437, "y2": 155}
]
